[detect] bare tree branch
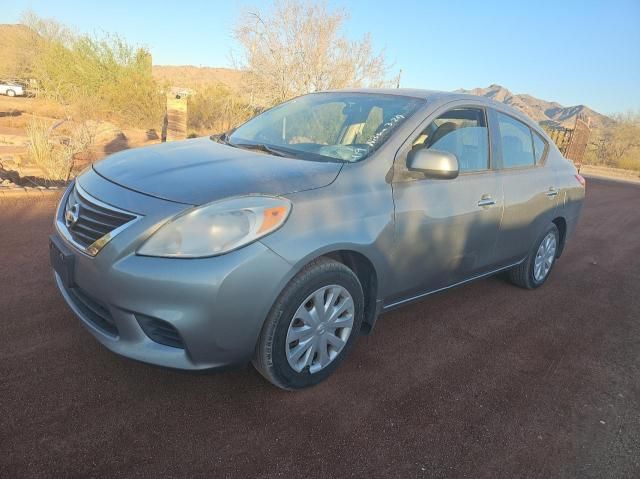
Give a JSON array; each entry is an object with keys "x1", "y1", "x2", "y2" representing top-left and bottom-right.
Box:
[{"x1": 234, "y1": 0, "x2": 391, "y2": 106}]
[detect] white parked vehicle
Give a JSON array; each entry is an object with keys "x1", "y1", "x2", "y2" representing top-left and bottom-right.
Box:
[{"x1": 0, "y1": 81, "x2": 26, "y2": 97}]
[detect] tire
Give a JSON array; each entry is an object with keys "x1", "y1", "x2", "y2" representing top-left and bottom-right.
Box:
[
  {"x1": 6, "y1": 90, "x2": 15, "y2": 97},
  {"x1": 508, "y1": 223, "x2": 560, "y2": 289},
  {"x1": 253, "y1": 257, "x2": 364, "y2": 390}
]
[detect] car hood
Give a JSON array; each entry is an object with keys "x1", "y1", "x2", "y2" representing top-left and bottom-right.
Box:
[{"x1": 92, "y1": 137, "x2": 343, "y2": 205}]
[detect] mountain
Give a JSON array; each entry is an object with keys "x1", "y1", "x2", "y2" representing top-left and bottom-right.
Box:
[{"x1": 456, "y1": 84, "x2": 614, "y2": 129}]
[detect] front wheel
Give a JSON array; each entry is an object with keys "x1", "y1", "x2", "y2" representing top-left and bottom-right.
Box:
[
  {"x1": 6, "y1": 89, "x2": 16, "y2": 97},
  {"x1": 508, "y1": 223, "x2": 559, "y2": 289},
  {"x1": 253, "y1": 257, "x2": 364, "y2": 390}
]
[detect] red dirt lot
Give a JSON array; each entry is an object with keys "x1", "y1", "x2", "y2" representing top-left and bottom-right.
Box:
[{"x1": 1, "y1": 178, "x2": 639, "y2": 478}]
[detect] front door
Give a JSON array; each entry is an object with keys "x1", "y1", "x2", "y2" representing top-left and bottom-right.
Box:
[{"x1": 388, "y1": 106, "x2": 504, "y2": 304}]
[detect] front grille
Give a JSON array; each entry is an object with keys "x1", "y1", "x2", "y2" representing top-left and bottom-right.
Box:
[
  {"x1": 136, "y1": 315, "x2": 185, "y2": 349},
  {"x1": 67, "y1": 286, "x2": 118, "y2": 336},
  {"x1": 64, "y1": 185, "x2": 136, "y2": 249}
]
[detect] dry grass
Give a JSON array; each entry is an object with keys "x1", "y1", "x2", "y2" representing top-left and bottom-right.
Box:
[{"x1": 26, "y1": 119, "x2": 95, "y2": 181}]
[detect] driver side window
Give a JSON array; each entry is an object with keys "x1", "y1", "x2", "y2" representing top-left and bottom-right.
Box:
[{"x1": 412, "y1": 107, "x2": 490, "y2": 172}]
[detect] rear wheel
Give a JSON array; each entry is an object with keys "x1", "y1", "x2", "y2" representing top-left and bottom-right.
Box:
[
  {"x1": 508, "y1": 223, "x2": 559, "y2": 289},
  {"x1": 6, "y1": 89, "x2": 16, "y2": 97},
  {"x1": 253, "y1": 257, "x2": 364, "y2": 390}
]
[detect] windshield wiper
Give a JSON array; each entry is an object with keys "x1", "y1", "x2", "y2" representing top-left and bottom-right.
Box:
[
  {"x1": 212, "y1": 132, "x2": 232, "y2": 145},
  {"x1": 212, "y1": 136, "x2": 340, "y2": 162},
  {"x1": 211, "y1": 135, "x2": 288, "y2": 157},
  {"x1": 233, "y1": 142, "x2": 290, "y2": 158}
]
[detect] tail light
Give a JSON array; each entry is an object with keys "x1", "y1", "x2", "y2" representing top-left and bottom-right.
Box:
[{"x1": 575, "y1": 174, "x2": 586, "y2": 187}]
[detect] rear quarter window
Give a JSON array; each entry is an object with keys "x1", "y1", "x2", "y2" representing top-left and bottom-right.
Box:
[
  {"x1": 532, "y1": 130, "x2": 547, "y2": 164},
  {"x1": 496, "y1": 112, "x2": 535, "y2": 168}
]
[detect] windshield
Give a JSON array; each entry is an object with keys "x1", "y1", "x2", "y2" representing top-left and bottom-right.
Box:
[{"x1": 227, "y1": 93, "x2": 424, "y2": 162}]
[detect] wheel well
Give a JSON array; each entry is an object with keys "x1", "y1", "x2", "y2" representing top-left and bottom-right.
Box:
[
  {"x1": 323, "y1": 250, "x2": 378, "y2": 334},
  {"x1": 552, "y1": 217, "x2": 567, "y2": 257}
]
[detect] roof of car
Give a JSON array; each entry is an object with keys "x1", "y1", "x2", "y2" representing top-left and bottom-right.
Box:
[
  {"x1": 323, "y1": 88, "x2": 537, "y2": 127},
  {"x1": 325, "y1": 87, "x2": 445, "y2": 99},
  {"x1": 325, "y1": 87, "x2": 502, "y2": 104}
]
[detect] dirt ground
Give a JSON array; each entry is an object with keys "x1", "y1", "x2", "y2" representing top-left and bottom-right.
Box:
[
  {"x1": 579, "y1": 165, "x2": 640, "y2": 184},
  {"x1": 1, "y1": 177, "x2": 639, "y2": 478}
]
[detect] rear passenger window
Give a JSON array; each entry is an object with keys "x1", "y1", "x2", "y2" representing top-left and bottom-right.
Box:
[
  {"x1": 496, "y1": 112, "x2": 535, "y2": 168},
  {"x1": 532, "y1": 130, "x2": 547, "y2": 164},
  {"x1": 412, "y1": 107, "x2": 489, "y2": 172}
]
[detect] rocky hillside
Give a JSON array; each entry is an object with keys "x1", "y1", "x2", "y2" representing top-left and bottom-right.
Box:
[
  {"x1": 152, "y1": 65, "x2": 244, "y2": 91},
  {"x1": 456, "y1": 84, "x2": 613, "y2": 128},
  {"x1": 0, "y1": 24, "x2": 38, "y2": 78}
]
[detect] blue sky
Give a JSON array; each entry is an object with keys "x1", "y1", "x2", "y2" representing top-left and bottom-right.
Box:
[{"x1": 2, "y1": 0, "x2": 639, "y2": 114}]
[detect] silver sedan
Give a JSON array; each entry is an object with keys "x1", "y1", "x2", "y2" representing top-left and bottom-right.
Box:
[{"x1": 50, "y1": 89, "x2": 585, "y2": 389}]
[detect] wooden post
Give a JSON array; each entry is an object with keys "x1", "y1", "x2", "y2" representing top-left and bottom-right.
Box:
[{"x1": 164, "y1": 92, "x2": 188, "y2": 142}]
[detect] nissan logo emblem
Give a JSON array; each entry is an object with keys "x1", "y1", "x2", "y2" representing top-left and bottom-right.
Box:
[{"x1": 65, "y1": 203, "x2": 80, "y2": 228}]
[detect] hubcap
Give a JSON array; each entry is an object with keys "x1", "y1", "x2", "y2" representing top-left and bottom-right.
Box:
[
  {"x1": 285, "y1": 285, "x2": 354, "y2": 374},
  {"x1": 533, "y1": 232, "x2": 557, "y2": 282}
]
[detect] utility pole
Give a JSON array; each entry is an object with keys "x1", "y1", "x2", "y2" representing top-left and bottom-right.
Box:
[{"x1": 396, "y1": 69, "x2": 402, "y2": 89}]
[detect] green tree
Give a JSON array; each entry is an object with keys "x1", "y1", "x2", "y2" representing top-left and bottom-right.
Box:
[{"x1": 21, "y1": 12, "x2": 164, "y2": 128}]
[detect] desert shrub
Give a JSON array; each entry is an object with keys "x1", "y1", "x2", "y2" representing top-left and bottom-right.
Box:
[
  {"x1": 25, "y1": 120, "x2": 55, "y2": 175},
  {"x1": 26, "y1": 119, "x2": 95, "y2": 181},
  {"x1": 583, "y1": 112, "x2": 640, "y2": 172},
  {"x1": 616, "y1": 157, "x2": 640, "y2": 172},
  {"x1": 187, "y1": 84, "x2": 253, "y2": 133}
]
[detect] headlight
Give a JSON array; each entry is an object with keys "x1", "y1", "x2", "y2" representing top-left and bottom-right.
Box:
[{"x1": 137, "y1": 196, "x2": 291, "y2": 258}]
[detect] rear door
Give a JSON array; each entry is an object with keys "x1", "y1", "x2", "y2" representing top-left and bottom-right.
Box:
[
  {"x1": 490, "y1": 109, "x2": 559, "y2": 265},
  {"x1": 388, "y1": 103, "x2": 504, "y2": 303}
]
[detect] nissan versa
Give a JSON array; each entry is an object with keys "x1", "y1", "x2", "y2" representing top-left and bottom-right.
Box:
[{"x1": 50, "y1": 89, "x2": 585, "y2": 389}]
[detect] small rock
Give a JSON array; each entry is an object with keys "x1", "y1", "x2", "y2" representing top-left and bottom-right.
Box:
[{"x1": 599, "y1": 420, "x2": 606, "y2": 425}]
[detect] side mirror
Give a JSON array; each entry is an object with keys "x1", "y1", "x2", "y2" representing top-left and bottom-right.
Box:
[{"x1": 407, "y1": 148, "x2": 459, "y2": 179}]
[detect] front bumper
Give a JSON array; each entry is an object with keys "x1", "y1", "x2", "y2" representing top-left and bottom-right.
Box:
[{"x1": 52, "y1": 170, "x2": 294, "y2": 370}]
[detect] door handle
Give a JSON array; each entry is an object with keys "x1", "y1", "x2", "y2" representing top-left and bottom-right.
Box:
[
  {"x1": 477, "y1": 196, "x2": 496, "y2": 207},
  {"x1": 546, "y1": 187, "x2": 559, "y2": 198}
]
